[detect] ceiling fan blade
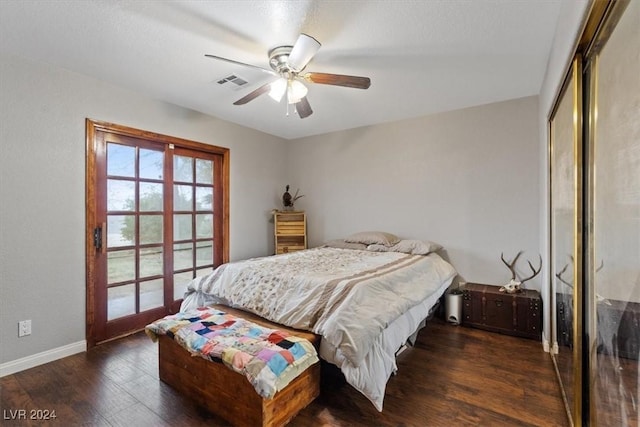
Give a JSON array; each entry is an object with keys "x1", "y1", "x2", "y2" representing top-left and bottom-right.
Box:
[
  {"x1": 304, "y1": 72, "x2": 371, "y2": 89},
  {"x1": 295, "y1": 97, "x2": 313, "y2": 119},
  {"x1": 233, "y1": 82, "x2": 273, "y2": 105},
  {"x1": 205, "y1": 54, "x2": 277, "y2": 76},
  {"x1": 287, "y1": 34, "x2": 321, "y2": 72}
]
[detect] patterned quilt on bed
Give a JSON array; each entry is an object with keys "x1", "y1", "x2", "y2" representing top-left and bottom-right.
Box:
[{"x1": 145, "y1": 307, "x2": 319, "y2": 399}]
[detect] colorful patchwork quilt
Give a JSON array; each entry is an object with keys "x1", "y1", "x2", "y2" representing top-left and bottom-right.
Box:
[{"x1": 145, "y1": 307, "x2": 319, "y2": 399}]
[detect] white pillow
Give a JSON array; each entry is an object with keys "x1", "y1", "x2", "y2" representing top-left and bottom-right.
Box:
[
  {"x1": 344, "y1": 231, "x2": 400, "y2": 246},
  {"x1": 393, "y1": 239, "x2": 442, "y2": 255}
]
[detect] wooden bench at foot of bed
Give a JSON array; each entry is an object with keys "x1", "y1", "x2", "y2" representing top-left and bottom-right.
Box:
[{"x1": 158, "y1": 305, "x2": 321, "y2": 427}]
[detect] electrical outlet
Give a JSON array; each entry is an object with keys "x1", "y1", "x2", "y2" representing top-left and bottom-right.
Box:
[{"x1": 18, "y1": 320, "x2": 31, "y2": 337}]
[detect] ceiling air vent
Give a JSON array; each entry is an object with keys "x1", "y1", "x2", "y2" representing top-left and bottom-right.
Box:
[{"x1": 217, "y1": 75, "x2": 249, "y2": 90}]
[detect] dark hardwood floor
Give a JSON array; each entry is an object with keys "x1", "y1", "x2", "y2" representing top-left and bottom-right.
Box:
[{"x1": 0, "y1": 319, "x2": 568, "y2": 426}]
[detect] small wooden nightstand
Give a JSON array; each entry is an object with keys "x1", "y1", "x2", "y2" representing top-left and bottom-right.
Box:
[
  {"x1": 273, "y1": 211, "x2": 307, "y2": 254},
  {"x1": 462, "y1": 283, "x2": 542, "y2": 340}
]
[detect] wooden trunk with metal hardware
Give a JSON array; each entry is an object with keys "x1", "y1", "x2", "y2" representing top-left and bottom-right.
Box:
[
  {"x1": 462, "y1": 283, "x2": 541, "y2": 340},
  {"x1": 157, "y1": 304, "x2": 321, "y2": 427}
]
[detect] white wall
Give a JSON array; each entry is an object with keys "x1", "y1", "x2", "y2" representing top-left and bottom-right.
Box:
[
  {"x1": 287, "y1": 96, "x2": 542, "y2": 291},
  {"x1": 0, "y1": 53, "x2": 288, "y2": 365}
]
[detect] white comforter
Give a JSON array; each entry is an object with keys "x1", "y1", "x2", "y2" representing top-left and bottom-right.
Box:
[{"x1": 181, "y1": 247, "x2": 456, "y2": 409}]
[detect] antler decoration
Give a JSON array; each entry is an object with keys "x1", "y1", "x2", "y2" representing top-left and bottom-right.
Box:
[
  {"x1": 500, "y1": 251, "x2": 542, "y2": 293},
  {"x1": 520, "y1": 254, "x2": 543, "y2": 285},
  {"x1": 555, "y1": 256, "x2": 609, "y2": 304},
  {"x1": 555, "y1": 262, "x2": 572, "y2": 287},
  {"x1": 555, "y1": 256, "x2": 604, "y2": 287},
  {"x1": 501, "y1": 251, "x2": 522, "y2": 282}
]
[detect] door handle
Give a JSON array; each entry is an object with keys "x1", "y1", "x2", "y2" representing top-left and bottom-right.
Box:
[{"x1": 94, "y1": 222, "x2": 106, "y2": 254}]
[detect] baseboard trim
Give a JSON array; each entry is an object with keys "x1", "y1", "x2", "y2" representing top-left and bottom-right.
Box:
[
  {"x1": 541, "y1": 331, "x2": 550, "y2": 353},
  {"x1": 0, "y1": 341, "x2": 86, "y2": 377}
]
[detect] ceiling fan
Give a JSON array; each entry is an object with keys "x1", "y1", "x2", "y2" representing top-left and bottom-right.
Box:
[{"x1": 205, "y1": 34, "x2": 371, "y2": 119}]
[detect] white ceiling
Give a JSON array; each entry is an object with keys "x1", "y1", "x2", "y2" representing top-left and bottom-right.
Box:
[{"x1": 0, "y1": 0, "x2": 562, "y2": 140}]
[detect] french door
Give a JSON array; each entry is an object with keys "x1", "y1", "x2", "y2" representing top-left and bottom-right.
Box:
[{"x1": 86, "y1": 120, "x2": 229, "y2": 345}]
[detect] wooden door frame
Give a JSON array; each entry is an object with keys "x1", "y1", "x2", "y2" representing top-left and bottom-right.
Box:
[{"x1": 85, "y1": 119, "x2": 229, "y2": 348}]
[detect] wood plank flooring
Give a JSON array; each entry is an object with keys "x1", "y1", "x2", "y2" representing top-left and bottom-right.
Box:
[{"x1": 0, "y1": 319, "x2": 568, "y2": 426}]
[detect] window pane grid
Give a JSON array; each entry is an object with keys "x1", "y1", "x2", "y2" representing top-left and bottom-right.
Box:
[
  {"x1": 108, "y1": 147, "x2": 219, "y2": 316},
  {"x1": 171, "y1": 153, "x2": 215, "y2": 295},
  {"x1": 106, "y1": 142, "x2": 167, "y2": 319}
]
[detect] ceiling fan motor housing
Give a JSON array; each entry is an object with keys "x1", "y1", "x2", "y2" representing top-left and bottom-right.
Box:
[{"x1": 268, "y1": 46, "x2": 297, "y2": 74}]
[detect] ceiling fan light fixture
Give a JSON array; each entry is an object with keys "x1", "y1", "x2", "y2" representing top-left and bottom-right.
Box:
[
  {"x1": 268, "y1": 78, "x2": 287, "y2": 102},
  {"x1": 287, "y1": 79, "x2": 308, "y2": 104}
]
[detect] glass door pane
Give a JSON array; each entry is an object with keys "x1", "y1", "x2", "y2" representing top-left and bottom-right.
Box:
[
  {"x1": 588, "y1": 0, "x2": 640, "y2": 423},
  {"x1": 550, "y1": 59, "x2": 582, "y2": 425},
  {"x1": 171, "y1": 152, "x2": 216, "y2": 301},
  {"x1": 106, "y1": 141, "x2": 165, "y2": 321}
]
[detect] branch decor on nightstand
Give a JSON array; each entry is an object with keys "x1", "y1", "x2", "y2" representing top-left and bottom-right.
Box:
[{"x1": 282, "y1": 184, "x2": 305, "y2": 211}]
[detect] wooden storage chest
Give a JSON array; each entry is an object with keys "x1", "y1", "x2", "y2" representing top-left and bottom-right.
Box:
[
  {"x1": 274, "y1": 211, "x2": 307, "y2": 254},
  {"x1": 462, "y1": 283, "x2": 542, "y2": 340},
  {"x1": 158, "y1": 304, "x2": 321, "y2": 427}
]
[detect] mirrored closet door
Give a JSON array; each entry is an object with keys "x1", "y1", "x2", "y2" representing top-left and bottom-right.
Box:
[
  {"x1": 550, "y1": 56, "x2": 582, "y2": 424},
  {"x1": 585, "y1": 0, "x2": 639, "y2": 424},
  {"x1": 550, "y1": 1, "x2": 639, "y2": 425}
]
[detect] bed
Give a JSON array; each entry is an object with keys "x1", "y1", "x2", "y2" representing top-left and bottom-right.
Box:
[{"x1": 179, "y1": 233, "x2": 457, "y2": 411}]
